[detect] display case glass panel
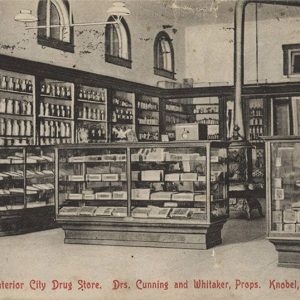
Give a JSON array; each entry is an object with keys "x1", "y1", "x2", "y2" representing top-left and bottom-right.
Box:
[
  {"x1": 57, "y1": 146, "x2": 128, "y2": 217},
  {"x1": 269, "y1": 141, "x2": 300, "y2": 233},
  {"x1": 0, "y1": 147, "x2": 25, "y2": 210},
  {"x1": 25, "y1": 146, "x2": 55, "y2": 208}
]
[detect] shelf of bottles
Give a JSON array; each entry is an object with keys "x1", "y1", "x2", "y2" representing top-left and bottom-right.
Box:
[
  {"x1": 0, "y1": 70, "x2": 34, "y2": 146},
  {"x1": 57, "y1": 146, "x2": 128, "y2": 218},
  {"x1": 248, "y1": 99, "x2": 264, "y2": 141},
  {"x1": 130, "y1": 144, "x2": 228, "y2": 221},
  {"x1": 76, "y1": 85, "x2": 107, "y2": 143},
  {"x1": 164, "y1": 99, "x2": 191, "y2": 141},
  {"x1": 111, "y1": 91, "x2": 135, "y2": 142},
  {"x1": 136, "y1": 95, "x2": 160, "y2": 142},
  {"x1": 0, "y1": 146, "x2": 55, "y2": 211},
  {"x1": 192, "y1": 97, "x2": 220, "y2": 140},
  {"x1": 38, "y1": 79, "x2": 74, "y2": 145}
]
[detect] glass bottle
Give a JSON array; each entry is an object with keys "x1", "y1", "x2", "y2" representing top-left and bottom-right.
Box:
[
  {"x1": 46, "y1": 84, "x2": 51, "y2": 95},
  {"x1": 27, "y1": 101, "x2": 32, "y2": 115},
  {"x1": 8, "y1": 77, "x2": 14, "y2": 90},
  {"x1": 6, "y1": 99, "x2": 13, "y2": 114},
  {"x1": 41, "y1": 83, "x2": 46, "y2": 94},
  {"x1": 0, "y1": 119, "x2": 5, "y2": 136},
  {"x1": 40, "y1": 121, "x2": 44, "y2": 137},
  {"x1": 40, "y1": 102, "x2": 44, "y2": 116},
  {"x1": 14, "y1": 100, "x2": 20, "y2": 114},
  {"x1": 1, "y1": 76, "x2": 7, "y2": 90},
  {"x1": 44, "y1": 103, "x2": 49, "y2": 116},
  {"x1": 25, "y1": 120, "x2": 32, "y2": 136},
  {"x1": 22, "y1": 101, "x2": 27, "y2": 115},
  {"x1": 61, "y1": 86, "x2": 66, "y2": 98},
  {"x1": 66, "y1": 87, "x2": 71, "y2": 99},
  {"x1": 60, "y1": 122, "x2": 65, "y2": 137},
  {"x1": 20, "y1": 120, "x2": 25, "y2": 136},
  {"x1": 14, "y1": 78, "x2": 20, "y2": 91},
  {"x1": 65, "y1": 123, "x2": 70, "y2": 137},
  {"x1": 49, "y1": 121, "x2": 55, "y2": 137},
  {"x1": 6, "y1": 119, "x2": 12, "y2": 136},
  {"x1": 66, "y1": 106, "x2": 71, "y2": 118},
  {"x1": 21, "y1": 79, "x2": 27, "y2": 92},
  {"x1": 27, "y1": 80, "x2": 33, "y2": 93},
  {"x1": 0, "y1": 98, "x2": 6, "y2": 113},
  {"x1": 56, "y1": 105, "x2": 61, "y2": 117},
  {"x1": 44, "y1": 121, "x2": 50, "y2": 137},
  {"x1": 12, "y1": 120, "x2": 19, "y2": 136}
]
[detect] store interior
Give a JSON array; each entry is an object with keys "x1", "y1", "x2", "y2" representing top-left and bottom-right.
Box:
[{"x1": 1, "y1": 0, "x2": 300, "y2": 298}]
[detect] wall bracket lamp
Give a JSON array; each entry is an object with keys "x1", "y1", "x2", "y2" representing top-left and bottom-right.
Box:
[{"x1": 14, "y1": 1, "x2": 130, "y2": 29}]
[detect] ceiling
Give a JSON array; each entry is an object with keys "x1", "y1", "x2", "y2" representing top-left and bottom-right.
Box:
[{"x1": 129, "y1": 0, "x2": 300, "y2": 27}]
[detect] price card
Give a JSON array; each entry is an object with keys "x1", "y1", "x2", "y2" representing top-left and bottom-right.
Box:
[
  {"x1": 274, "y1": 178, "x2": 282, "y2": 188},
  {"x1": 275, "y1": 157, "x2": 282, "y2": 167}
]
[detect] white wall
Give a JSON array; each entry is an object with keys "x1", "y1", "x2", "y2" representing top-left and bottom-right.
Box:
[
  {"x1": 0, "y1": 0, "x2": 185, "y2": 86},
  {"x1": 185, "y1": 4, "x2": 300, "y2": 85}
]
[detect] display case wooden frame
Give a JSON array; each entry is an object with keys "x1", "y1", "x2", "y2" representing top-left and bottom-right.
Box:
[{"x1": 55, "y1": 141, "x2": 229, "y2": 250}]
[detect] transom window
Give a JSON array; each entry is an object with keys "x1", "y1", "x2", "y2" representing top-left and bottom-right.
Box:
[
  {"x1": 105, "y1": 16, "x2": 132, "y2": 68},
  {"x1": 154, "y1": 31, "x2": 175, "y2": 79},
  {"x1": 37, "y1": 0, "x2": 74, "y2": 52}
]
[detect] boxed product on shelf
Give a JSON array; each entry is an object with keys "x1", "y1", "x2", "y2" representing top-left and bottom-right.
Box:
[
  {"x1": 131, "y1": 171, "x2": 140, "y2": 181},
  {"x1": 143, "y1": 148, "x2": 166, "y2": 162},
  {"x1": 59, "y1": 207, "x2": 80, "y2": 216},
  {"x1": 172, "y1": 193, "x2": 194, "y2": 201},
  {"x1": 0, "y1": 158, "x2": 12, "y2": 164},
  {"x1": 274, "y1": 188, "x2": 285, "y2": 201},
  {"x1": 272, "y1": 211, "x2": 283, "y2": 223},
  {"x1": 274, "y1": 200, "x2": 287, "y2": 211},
  {"x1": 197, "y1": 175, "x2": 206, "y2": 182},
  {"x1": 175, "y1": 123, "x2": 208, "y2": 141},
  {"x1": 94, "y1": 207, "x2": 114, "y2": 216},
  {"x1": 190, "y1": 208, "x2": 207, "y2": 220},
  {"x1": 68, "y1": 175, "x2": 85, "y2": 181},
  {"x1": 68, "y1": 156, "x2": 88, "y2": 163},
  {"x1": 78, "y1": 206, "x2": 97, "y2": 216},
  {"x1": 273, "y1": 223, "x2": 283, "y2": 231},
  {"x1": 132, "y1": 207, "x2": 150, "y2": 218},
  {"x1": 210, "y1": 156, "x2": 220, "y2": 163},
  {"x1": 180, "y1": 173, "x2": 197, "y2": 181},
  {"x1": 274, "y1": 178, "x2": 282, "y2": 188},
  {"x1": 165, "y1": 173, "x2": 180, "y2": 181},
  {"x1": 194, "y1": 194, "x2": 207, "y2": 202},
  {"x1": 112, "y1": 191, "x2": 127, "y2": 200},
  {"x1": 167, "y1": 153, "x2": 189, "y2": 161},
  {"x1": 120, "y1": 172, "x2": 127, "y2": 181},
  {"x1": 131, "y1": 189, "x2": 150, "y2": 200},
  {"x1": 148, "y1": 206, "x2": 171, "y2": 219},
  {"x1": 112, "y1": 207, "x2": 127, "y2": 217},
  {"x1": 95, "y1": 192, "x2": 112, "y2": 200},
  {"x1": 102, "y1": 174, "x2": 119, "y2": 181},
  {"x1": 86, "y1": 174, "x2": 102, "y2": 181},
  {"x1": 65, "y1": 193, "x2": 83, "y2": 200},
  {"x1": 283, "y1": 223, "x2": 296, "y2": 232},
  {"x1": 141, "y1": 170, "x2": 164, "y2": 181},
  {"x1": 83, "y1": 194, "x2": 95, "y2": 200},
  {"x1": 150, "y1": 192, "x2": 173, "y2": 201},
  {"x1": 283, "y1": 209, "x2": 297, "y2": 223},
  {"x1": 170, "y1": 208, "x2": 192, "y2": 219}
]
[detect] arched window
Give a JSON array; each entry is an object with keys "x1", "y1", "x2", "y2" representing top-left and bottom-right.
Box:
[
  {"x1": 37, "y1": 0, "x2": 74, "y2": 52},
  {"x1": 105, "y1": 16, "x2": 132, "y2": 68},
  {"x1": 154, "y1": 31, "x2": 175, "y2": 79}
]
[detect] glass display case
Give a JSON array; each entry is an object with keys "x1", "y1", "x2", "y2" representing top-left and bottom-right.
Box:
[
  {"x1": 265, "y1": 137, "x2": 300, "y2": 268},
  {"x1": 0, "y1": 146, "x2": 55, "y2": 235},
  {"x1": 56, "y1": 141, "x2": 229, "y2": 250}
]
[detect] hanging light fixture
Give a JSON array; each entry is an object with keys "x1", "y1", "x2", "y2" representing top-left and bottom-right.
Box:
[{"x1": 14, "y1": 1, "x2": 130, "y2": 29}]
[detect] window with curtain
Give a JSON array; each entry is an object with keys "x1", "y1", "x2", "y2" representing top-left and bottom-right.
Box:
[
  {"x1": 37, "y1": 0, "x2": 74, "y2": 52},
  {"x1": 105, "y1": 16, "x2": 132, "y2": 68},
  {"x1": 154, "y1": 31, "x2": 175, "y2": 79}
]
